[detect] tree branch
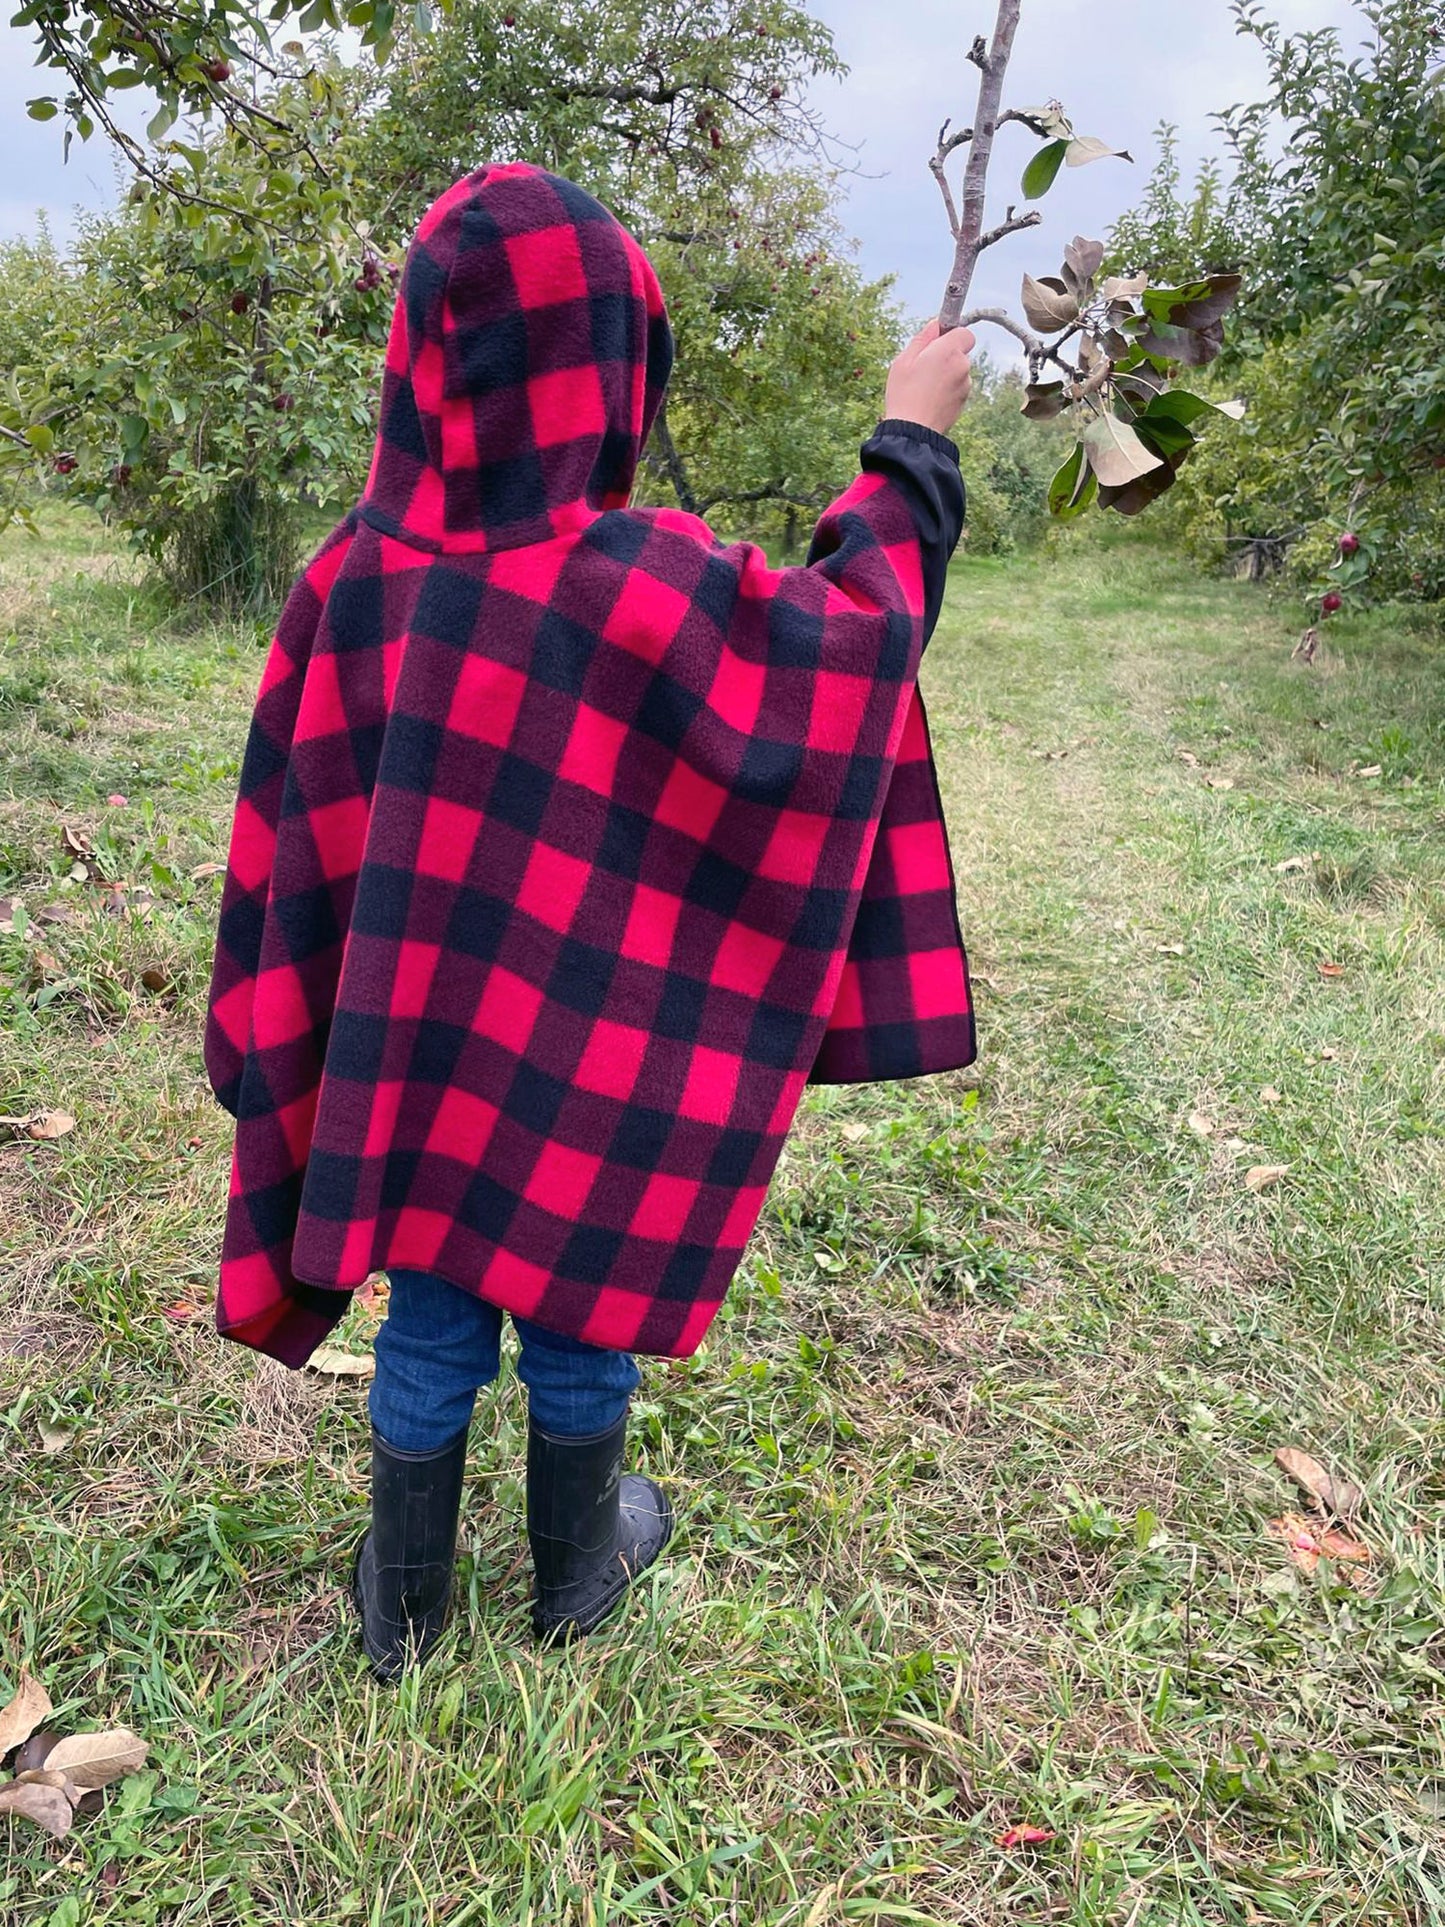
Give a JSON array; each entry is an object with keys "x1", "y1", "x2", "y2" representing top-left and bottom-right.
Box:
[
  {"x1": 697, "y1": 484, "x2": 828, "y2": 514},
  {"x1": 977, "y1": 204, "x2": 1042, "y2": 252},
  {"x1": 650, "y1": 405, "x2": 698, "y2": 515},
  {"x1": 939, "y1": 0, "x2": 1024, "y2": 331}
]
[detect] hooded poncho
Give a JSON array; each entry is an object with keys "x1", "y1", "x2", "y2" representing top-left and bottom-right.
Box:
[{"x1": 206, "y1": 164, "x2": 974, "y2": 1366}]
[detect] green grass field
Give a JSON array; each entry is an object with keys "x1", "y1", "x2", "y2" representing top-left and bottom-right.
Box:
[{"x1": 2, "y1": 508, "x2": 1444, "y2": 1926}]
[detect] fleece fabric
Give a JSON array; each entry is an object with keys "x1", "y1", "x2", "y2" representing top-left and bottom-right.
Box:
[{"x1": 206, "y1": 163, "x2": 974, "y2": 1366}]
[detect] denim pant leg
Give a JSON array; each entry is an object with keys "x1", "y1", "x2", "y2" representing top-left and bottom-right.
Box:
[
  {"x1": 513, "y1": 1317, "x2": 641, "y2": 1438},
  {"x1": 370, "y1": 1270, "x2": 504, "y2": 1452}
]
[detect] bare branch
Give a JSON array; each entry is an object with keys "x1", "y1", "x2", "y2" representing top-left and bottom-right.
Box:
[
  {"x1": 939, "y1": 0, "x2": 1025, "y2": 331},
  {"x1": 978, "y1": 204, "x2": 1043, "y2": 252},
  {"x1": 958, "y1": 306, "x2": 1045, "y2": 359}
]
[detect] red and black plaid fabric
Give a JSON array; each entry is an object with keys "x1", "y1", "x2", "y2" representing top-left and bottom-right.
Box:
[{"x1": 206, "y1": 164, "x2": 974, "y2": 1367}]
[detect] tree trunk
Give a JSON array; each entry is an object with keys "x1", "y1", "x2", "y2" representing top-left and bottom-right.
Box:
[{"x1": 938, "y1": 0, "x2": 1024, "y2": 332}]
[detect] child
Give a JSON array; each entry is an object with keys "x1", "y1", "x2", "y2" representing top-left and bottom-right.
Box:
[{"x1": 206, "y1": 164, "x2": 976, "y2": 1678}]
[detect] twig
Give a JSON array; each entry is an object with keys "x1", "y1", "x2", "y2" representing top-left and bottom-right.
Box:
[
  {"x1": 977, "y1": 205, "x2": 1042, "y2": 252},
  {"x1": 940, "y1": 0, "x2": 1024, "y2": 331},
  {"x1": 929, "y1": 119, "x2": 973, "y2": 237}
]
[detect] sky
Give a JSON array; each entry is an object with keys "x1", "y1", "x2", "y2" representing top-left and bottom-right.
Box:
[{"x1": 0, "y1": 0, "x2": 1364, "y2": 339}]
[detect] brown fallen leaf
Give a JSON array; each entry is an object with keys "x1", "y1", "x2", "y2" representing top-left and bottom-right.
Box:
[
  {"x1": 0, "y1": 1671, "x2": 53, "y2": 1758},
  {"x1": 1275, "y1": 1446, "x2": 1364, "y2": 1522},
  {"x1": 1259, "y1": 1086, "x2": 1284, "y2": 1106},
  {"x1": 1357, "y1": 764, "x2": 1383, "y2": 779},
  {"x1": 307, "y1": 1346, "x2": 376, "y2": 1380},
  {"x1": 1275, "y1": 855, "x2": 1313, "y2": 875},
  {"x1": 60, "y1": 825, "x2": 94, "y2": 860},
  {"x1": 15, "y1": 1768, "x2": 81, "y2": 1806},
  {"x1": 1269, "y1": 1510, "x2": 1371, "y2": 1575},
  {"x1": 13, "y1": 1731, "x2": 59, "y2": 1775},
  {"x1": 140, "y1": 968, "x2": 171, "y2": 994},
  {"x1": 1246, "y1": 1165, "x2": 1291, "y2": 1193},
  {"x1": 1177, "y1": 749, "x2": 1200, "y2": 768},
  {"x1": 1206, "y1": 776, "x2": 1236, "y2": 792},
  {"x1": 1156, "y1": 943, "x2": 1186, "y2": 957},
  {"x1": 163, "y1": 1300, "x2": 202, "y2": 1324},
  {"x1": 1318, "y1": 962, "x2": 1346, "y2": 980},
  {"x1": 37, "y1": 1424, "x2": 69, "y2": 1456},
  {"x1": 1187, "y1": 1112, "x2": 1215, "y2": 1138},
  {"x1": 26, "y1": 1111, "x2": 76, "y2": 1143},
  {"x1": 0, "y1": 896, "x2": 19, "y2": 934},
  {"x1": 840, "y1": 1121, "x2": 870, "y2": 1143},
  {"x1": 33, "y1": 902, "x2": 75, "y2": 927},
  {"x1": 189, "y1": 862, "x2": 224, "y2": 881},
  {"x1": 0, "y1": 1779, "x2": 72, "y2": 1838},
  {"x1": 1319, "y1": 1045, "x2": 1340, "y2": 1062},
  {"x1": 43, "y1": 1727, "x2": 147, "y2": 1791}
]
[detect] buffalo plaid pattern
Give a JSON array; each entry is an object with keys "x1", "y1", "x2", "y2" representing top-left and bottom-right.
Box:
[{"x1": 206, "y1": 164, "x2": 974, "y2": 1368}]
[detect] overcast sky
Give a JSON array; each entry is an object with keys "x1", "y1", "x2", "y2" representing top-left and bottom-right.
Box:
[{"x1": 1, "y1": 0, "x2": 1364, "y2": 337}]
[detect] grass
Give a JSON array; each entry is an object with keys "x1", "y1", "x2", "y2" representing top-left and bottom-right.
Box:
[{"x1": 2, "y1": 505, "x2": 1444, "y2": 1926}]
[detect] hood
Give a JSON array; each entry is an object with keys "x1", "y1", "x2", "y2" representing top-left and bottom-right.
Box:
[{"x1": 361, "y1": 164, "x2": 674, "y2": 553}]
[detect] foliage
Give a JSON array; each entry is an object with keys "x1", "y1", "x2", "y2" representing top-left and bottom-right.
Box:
[
  {"x1": 1, "y1": 0, "x2": 903, "y2": 603},
  {"x1": 1123, "y1": 1, "x2": 1445, "y2": 608},
  {"x1": 1105, "y1": 124, "x2": 1241, "y2": 285},
  {"x1": 921, "y1": 9, "x2": 1242, "y2": 526}
]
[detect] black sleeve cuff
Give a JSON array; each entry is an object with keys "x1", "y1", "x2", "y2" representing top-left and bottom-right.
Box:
[{"x1": 872, "y1": 418, "x2": 962, "y2": 461}]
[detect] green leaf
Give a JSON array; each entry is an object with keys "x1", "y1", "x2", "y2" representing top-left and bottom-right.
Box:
[
  {"x1": 26, "y1": 98, "x2": 59, "y2": 121},
  {"x1": 1048, "y1": 442, "x2": 1096, "y2": 520},
  {"x1": 147, "y1": 103, "x2": 176, "y2": 143},
  {"x1": 1021, "y1": 140, "x2": 1068, "y2": 202},
  {"x1": 26, "y1": 422, "x2": 54, "y2": 455},
  {"x1": 1021, "y1": 381, "x2": 1067, "y2": 422}
]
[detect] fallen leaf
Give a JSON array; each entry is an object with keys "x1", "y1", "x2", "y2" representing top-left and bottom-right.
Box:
[
  {"x1": 43, "y1": 1727, "x2": 147, "y2": 1791},
  {"x1": 307, "y1": 1346, "x2": 376, "y2": 1380},
  {"x1": 15, "y1": 1768, "x2": 81, "y2": 1806},
  {"x1": 0, "y1": 1780, "x2": 72, "y2": 1838},
  {"x1": 1357, "y1": 765, "x2": 1383, "y2": 779},
  {"x1": 37, "y1": 1424, "x2": 69, "y2": 1456},
  {"x1": 163, "y1": 1301, "x2": 202, "y2": 1324},
  {"x1": 1224, "y1": 1135, "x2": 1247, "y2": 1152},
  {"x1": 840, "y1": 1122, "x2": 869, "y2": 1142},
  {"x1": 60, "y1": 826, "x2": 93, "y2": 859},
  {"x1": 1187, "y1": 1112, "x2": 1215, "y2": 1138},
  {"x1": 354, "y1": 1272, "x2": 390, "y2": 1316},
  {"x1": 34, "y1": 902, "x2": 74, "y2": 926},
  {"x1": 1245, "y1": 1164, "x2": 1290, "y2": 1193},
  {"x1": 996, "y1": 1824, "x2": 1056, "y2": 1850},
  {"x1": 189, "y1": 862, "x2": 224, "y2": 881},
  {"x1": 1269, "y1": 1510, "x2": 1371, "y2": 1574},
  {"x1": 1318, "y1": 962, "x2": 1346, "y2": 980},
  {"x1": 0, "y1": 896, "x2": 18, "y2": 934},
  {"x1": 1275, "y1": 855, "x2": 1312, "y2": 875},
  {"x1": 26, "y1": 1111, "x2": 76, "y2": 1142},
  {"x1": 1177, "y1": 749, "x2": 1200, "y2": 768},
  {"x1": 1275, "y1": 1447, "x2": 1364, "y2": 1521},
  {"x1": 140, "y1": 968, "x2": 171, "y2": 994},
  {"x1": 1206, "y1": 776, "x2": 1235, "y2": 791},
  {"x1": 0, "y1": 1672, "x2": 53, "y2": 1758},
  {"x1": 1259, "y1": 1086, "x2": 1284, "y2": 1105},
  {"x1": 1156, "y1": 943, "x2": 1186, "y2": 957},
  {"x1": 106, "y1": 793, "x2": 128, "y2": 808},
  {"x1": 1319, "y1": 1046, "x2": 1339, "y2": 1062},
  {"x1": 13, "y1": 1731, "x2": 59, "y2": 1775}
]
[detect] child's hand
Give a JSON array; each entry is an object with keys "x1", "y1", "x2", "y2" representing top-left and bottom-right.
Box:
[{"x1": 883, "y1": 319, "x2": 975, "y2": 438}]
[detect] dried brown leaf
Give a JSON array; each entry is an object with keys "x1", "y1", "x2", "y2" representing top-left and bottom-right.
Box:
[
  {"x1": 1269, "y1": 1510, "x2": 1370, "y2": 1574},
  {"x1": 14, "y1": 1769, "x2": 82, "y2": 1807},
  {"x1": 1260, "y1": 1086, "x2": 1284, "y2": 1106},
  {"x1": 307, "y1": 1346, "x2": 376, "y2": 1380},
  {"x1": 1187, "y1": 1112, "x2": 1215, "y2": 1138},
  {"x1": 43, "y1": 1727, "x2": 147, "y2": 1790},
  {"x1": 189, "y1": 862, "x2": 224, "y2": 881},
  {"x1": 1275, "y1": 855, "x2": 1312, "y2": 875},
  {"x1": 0, "y1": 1779, "x2": 72, "y2": 1837},
  {"x1": 0, "y1": 896, "x2": 18, "y2": 934},
  {"x1": 0, "y1": 1672, "x2": 53, "y2": 1758},
  {"x1": 26, "y1": 1111, "x2": 76, "y2": 1142},
  {"x1": 1205, "y1": 775, "x2": 1235, "y2": 791},
  {"x1": 37, "y1": 1424, "x2": 69, "y2": 1456},
  {"x1": 1276, "y1": 1447, "x2": 1364, "y2": 1521},
  {"x1": 1318, "y1": 962, "x2": 1346, "y2": 980},
  {"x1": 140, "y1": 968, "x2": 171, "y2": 994},
  {"x1": 1245, "y1": 1164, "x2": 1290, "y2": 1193},
  {"x1": 13, "y1": 1731, "x2": 60, "y2": 1775}
]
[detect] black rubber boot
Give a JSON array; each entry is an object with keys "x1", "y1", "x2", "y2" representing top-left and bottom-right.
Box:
[
  {"x1": 527, "y1": 1411, "x2": 673, "y2": 1642},
  {"x1": 352, "y1": 1423, "x2": 468, "y2": 1681}
]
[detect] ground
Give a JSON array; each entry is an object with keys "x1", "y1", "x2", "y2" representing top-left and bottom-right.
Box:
[{"x1": 1, "y1": 509, "x2": 1443, "y2": 1926}]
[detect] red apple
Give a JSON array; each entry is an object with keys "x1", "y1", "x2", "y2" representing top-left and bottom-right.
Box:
[
  {"x1": 231, "y1": 290, "x2": 250, "y2": 315},
  {"x1": 1321, "y1": 592, "x2": 1343, "y2": 616},
  {"x1": 206, "y1": 58, "x2": 232, "y2": 82},
  {"x1": 54, "y1": 454, "x2": 78, "y2": 476},
  {"x1": 1338, "y1": 531, "x2": 1360, "y2": 555}
]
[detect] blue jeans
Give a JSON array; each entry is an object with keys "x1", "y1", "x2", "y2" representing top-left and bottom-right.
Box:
[{"x1": 369, "y1": 1270, "x2": 641, "y2": 1452}]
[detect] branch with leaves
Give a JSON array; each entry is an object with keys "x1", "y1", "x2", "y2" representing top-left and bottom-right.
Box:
[{"x1": 929, "y1": 3, "x2": 1243, "y2": 519}]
